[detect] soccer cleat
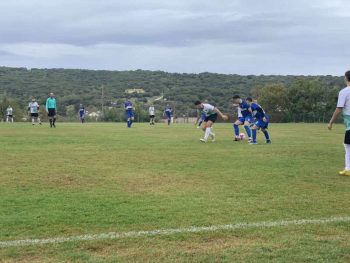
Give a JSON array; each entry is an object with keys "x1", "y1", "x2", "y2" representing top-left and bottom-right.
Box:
[
  {"x1": 266, "y1": 139, "x2": 271, "y2": 144},
  {"x1": 250, "y1": 141, "x2": 258, "y2": 145},
  {"x1": 339, "y1": 170, "x2": 350, "y2": 176},
  {"x1": 200, "y1": 138, "x2": 207, "y2": 143},
  {"x1": 248, "y1": 138, "x2": 252, "y2": 143},
  {"x1": 210, "y1": 133, "x2": 216, "y2": 142},
  {"x1": 234, "y1": 137, "x2": 240, "y2": 142}
]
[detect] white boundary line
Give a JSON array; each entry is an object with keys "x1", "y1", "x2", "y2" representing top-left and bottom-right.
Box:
[{"x1": 1, "y1": 216, "x2": 349, "y2": 248}]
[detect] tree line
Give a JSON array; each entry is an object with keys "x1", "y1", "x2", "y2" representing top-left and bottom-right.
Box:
[{"x1": 0, "y1": 66, "x2": 344, "y2": 122}]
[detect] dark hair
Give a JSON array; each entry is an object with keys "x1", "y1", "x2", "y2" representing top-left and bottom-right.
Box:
[
  {"x1": 232, "y1": 95, "x2": 241, "y2": 100},
  {"x1": 194, "y1": 100, "x2": 201, "y2": 105},
  {"x1": 345, "y1": 71, "x2": 350, "y2": 82},
  {"x1": 246, "y1": 97, "x2": 253, "y2": 102}
]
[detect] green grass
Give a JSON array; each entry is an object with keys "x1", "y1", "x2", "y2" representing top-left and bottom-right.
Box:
[{"x1": 0, "y1": 122, "x2": 349, "y2": 262}]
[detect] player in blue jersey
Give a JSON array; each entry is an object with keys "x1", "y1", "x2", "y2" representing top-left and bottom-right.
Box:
[
  {"x1": 195, "y1": 110, "x2": 207, "y2": 129},
  {"x1": 246, "y1": 97, "x2": 271, "y2": 144},
  {"x1": 78, "y1": 104, "x2": 86, "y2": 124},
  {"x1": 232, "y1": 95, "x2": 253, "y2": 142},
  {"x1": 164, "y1": 104, "x2": 172, "y2": 125},
  {"x1": 124, "y1": 99, "x2": 134, "y2": 128}
]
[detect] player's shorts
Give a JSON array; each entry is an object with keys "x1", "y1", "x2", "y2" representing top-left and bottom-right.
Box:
[
  {"x1": 238, "y1": 116, "x2": 252, "y2": 124},
  {"x1": 149, "y1": 115, "x2": 155, "y2": 118},
  {"x1": 344, "y1": 130, "x2": 350, "y2": 144},
  {"x1": 166, "y1": 113, "x2": 171, "y2": 120},
  {"x1": 255, "y1": 119, "x2": 269, "y2": 129},
  {"x1": 47, "y1": 109, "x2": 56, "y2": 117},
  {"x1": 6, "y1": 115, "x2": 13, "y2": 118},
  {"x1": 31, "y1": 113, "x2": 39, "y2": 117},
  {"x1": 126, "y1": 110, "x2": 134, "y2": 119},
  {"x1": 204, "y1": 113, "x2": 218, "y2": 123}
]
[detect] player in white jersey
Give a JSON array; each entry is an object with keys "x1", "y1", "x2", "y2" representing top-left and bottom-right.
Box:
[
  {"x1": 149, "y1": 105, "x2": 155, "y2": 125},
  {"x1": 28, "y1": 98, "x2": 42, "y2": 125},
  {"x1": 6, "y1": 106, "x2": 13, "y2": 123},
  {"x1": 194, "y1": 100, "x2": 228, "y2": 142},
  {"x1": 328, "y1": 70, "x2": 350, "y2": 176}
]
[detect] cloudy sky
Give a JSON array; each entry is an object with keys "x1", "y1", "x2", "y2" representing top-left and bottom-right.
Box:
[{"x1": 0, "y1": 0, "x2": 349, "y2": 75}]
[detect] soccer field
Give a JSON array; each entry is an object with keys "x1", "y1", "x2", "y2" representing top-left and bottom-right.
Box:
[{"x1": 0, "y1": 123, "x2": 349, "y2": 262}]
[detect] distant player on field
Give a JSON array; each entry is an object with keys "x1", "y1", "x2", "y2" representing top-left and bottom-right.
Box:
[
  {"x1": 46, "y1": 92, "x2": 57, "y2": 128},
  {"x1": 194, "y1": 100, "x2": 228, "y2": 143},
  {"x1": 28, "y1": 97, "x2": 42, "y2": 125},
  {"x1": 6, "y1": 105, "x2": 13, "y2": 123},
  {"x1": 78, "y1": 104, "x2": 86, "y2": 124},
  {"x1": 124, "y1": 99, "x2": 134, "y2": 128},
  {"x1": 164, "y1": 104, "x2": 172, "y2": 125},
  {"x1": 149, "y1": 105, "x2": 155, "y2": 125},
  {"x1": 328, "y1": 70, "x2": 350, "y2": 176},
  {"x1": 232, "y1": 95, "x2": 253, "y2": 142},
  {"x1": 246, "y1": 97, "x2": 271, "y2": 144}
]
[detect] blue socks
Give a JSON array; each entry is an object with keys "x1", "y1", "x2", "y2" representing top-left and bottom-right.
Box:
[
  {"x1": 263, "y1": 130, "x2": 270, "y2": 140},
  {"x1": 252, "y1": 129, "x2": 257, "y2": 142},
  {"x1": 244, "y1": 125, "x2": 251, "y2": 138},
  {"x1": 127, "y1": 120, "x2": 133, "y2": 128},
  {"x1": 233, "y1": 124, "x2": 239, "y2": 136}
]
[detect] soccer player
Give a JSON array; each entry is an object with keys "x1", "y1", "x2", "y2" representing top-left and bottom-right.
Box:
[
  {"x1": 195, "y1": 109, "x2": 206, "y2": 129},
  {"x1": 164, "y1": 104, "x2": 172, "y2": 125},
  {"x1": 328, "y1": 70, "x2": 350, "y2": 176},
  {"x1": 149, "y1": 105, "x2": 155, "y2": 125},
  {"x1": 232, "y1": 95, "x2": 253, "y2": 142},
  {"x1": 28, "y1": 98, "x2": 42, "y2": 125},
  {"x1": 46, "y1": 92, "x2": 57, "y2": 128},
  {"x1": 6, "y1": 105, "x2": 13, "y2": 123},
  {"x1": 124, "y1": 99, "x2": 134, "y2": 128},
  {"x1": 78, "y1": 104, "x2": 86, "y2": 124},
  {"x1": 246, "y1": 97, "x2": 271, "y2": 145},
  {"x1": 194, "y1": 101, "x2": 228, "y2": 143}
]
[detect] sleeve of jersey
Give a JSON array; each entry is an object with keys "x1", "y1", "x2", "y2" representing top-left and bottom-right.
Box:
[{"x1": 337, "y1": 91, "x2": 346, "y2": 108}]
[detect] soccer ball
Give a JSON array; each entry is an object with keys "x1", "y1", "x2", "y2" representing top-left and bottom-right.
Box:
[{"x1": 239, "y1": 133, "x2": 246, "y2": 140}]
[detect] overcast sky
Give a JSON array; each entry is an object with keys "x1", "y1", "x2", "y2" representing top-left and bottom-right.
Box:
[{"x1": 0, "y1": 0, "x2": 349, "y2": 75}]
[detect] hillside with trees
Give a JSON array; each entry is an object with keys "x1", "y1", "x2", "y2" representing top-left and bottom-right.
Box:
[{"x1": 0, "y1": 66, "x2": 344, "y2": 122}]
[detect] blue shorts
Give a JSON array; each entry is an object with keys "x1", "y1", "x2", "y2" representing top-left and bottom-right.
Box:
[
  {"x1": 166, "y1": 113, "x2": 172, "y2": 120},
  {"x1": 255, "y1": 119, "x2": 269, "y2": 129},
  {"x1": 238, "y1": 116, "x2": 252, "y2": 124},
  {"x1": 126, "y1": 110, "x2": 134, "y2": 119}
]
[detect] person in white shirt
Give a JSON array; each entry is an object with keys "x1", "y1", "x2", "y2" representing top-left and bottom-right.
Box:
[
  {"x1": 6, "y1": 106, "x2": 13, "y2": 123},
  {"x1": 28, "y1": 98, "x2": 42, "y2": 125},
  {"x1": 328, "y1": 70, "x2": 350, "y2": 176},
  {"x1": 149, "y1": 105, "x2": 155, "y2": 125},
  {"x1": 194, "y1": 100, "x2": 228, "y2": 143}
]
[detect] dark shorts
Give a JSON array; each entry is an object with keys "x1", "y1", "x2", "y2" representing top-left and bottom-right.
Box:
[
  {"x1": 31, "y1": 113, "x2": 39, "y2": 117},
  {"x1": 48, "y1": 109, "x2": 56, "y2": 117},
  {"x1": 7, "y1": 115, "x2": 13, "y2": 118},
  {"x1": 345, "y1": 130, "x2": 350, "y2": 144},
  {"x1": 204, "y1": 113, "x2": 218, "y2": 123},
  {"x1": 150, "y1": 115, "x2": 155, "y2": 118}
]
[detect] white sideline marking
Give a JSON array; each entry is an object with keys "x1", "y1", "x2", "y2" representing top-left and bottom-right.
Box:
[{"x1": 0, "y1": 216, "x2": 349, "y2": 248}]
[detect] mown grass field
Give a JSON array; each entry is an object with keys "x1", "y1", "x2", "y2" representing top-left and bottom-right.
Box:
[{"x1": 0, "y1": 122, "x2": 349, "y2": 262}]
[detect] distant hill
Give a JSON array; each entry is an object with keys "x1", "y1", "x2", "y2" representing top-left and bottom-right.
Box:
[{"x1": 0, "y1": 66, "x2": 344, "y2": 121}]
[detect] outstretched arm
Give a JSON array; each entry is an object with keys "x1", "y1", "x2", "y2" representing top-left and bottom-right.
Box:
[{"x1": 214, "y1": 107, "x2": 228, "y2": 120}]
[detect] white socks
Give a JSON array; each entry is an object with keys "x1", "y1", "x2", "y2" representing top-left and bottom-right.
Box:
[
  {"x1": 344, "y1": 144, "x2": 350, "y2": 170},
  {"x1": 204, "y1": 128, "x2": 215, "y2": 140}
]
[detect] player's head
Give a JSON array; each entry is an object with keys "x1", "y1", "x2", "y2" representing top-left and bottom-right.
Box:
[
  {"x1": 232, "y1": 95, "x2": 241, "y2": 104},
  {"x1": 80, "y1": 104, "x2": 83, "y2": 108},
  {"x1": 49, "y1": 92, "x2": 54, "y2": 98},
  {"x1": 31, "y1": 97, "x2": 35, "y2": 102},
  {"x1": 345, "y1": 71, "x2": 350, "y2": 84},
  {"x1": 246, "y1": 97, "x2": 253, "y2": 103},
  {"x1": 194, "y1": 100, "x2": 202, "y2": 109}
]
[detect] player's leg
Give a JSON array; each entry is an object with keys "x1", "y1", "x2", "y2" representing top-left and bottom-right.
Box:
[
  {"x1": 32, "y1": 115, "x2": 35, "y2": 125},
  {"x1": 243, "y1": 120, "x2": 252, "y2": 141},
  {"x1": 201, "y1": 120, "x2": 213, "y2": 142},
  {"x1": 6, "y1": 115, "x2": 9, "y2": 122},
  {"x1": 340, "y1": 131, "x2": 350, "y2": 176},
  {"x1": 52, "y1": 110, "x2": 56, "y2": 127},
  {"x1": 233, "y1": 119, "x2": 243, "y2": 141},
  {"x1": 250, "y1": 124, "x2": 259, "y2": 144}
]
